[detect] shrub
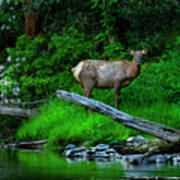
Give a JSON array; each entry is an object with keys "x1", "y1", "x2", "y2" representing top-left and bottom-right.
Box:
[
  {"x1": 0, "y1": 28, "x2": 94, "y2": 102},
  {"x1": 48, "y1": 28, "x2": 93, "y2": 71}
]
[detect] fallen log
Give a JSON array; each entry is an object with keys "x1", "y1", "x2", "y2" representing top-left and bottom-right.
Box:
[
  {"x1": 56, "y1": 90, "x2": 180, "y2": 143},
  {"x1": 0, "y1": 106, "x2": 36, "y2": 117},
  {"x1": 0, "y1": 140, "x2": 47, "y2": 150},
  {"x1": 17, "y1": 139, "x2": 47, "y2": 149},
  {"x1": 0, "y1": 99, "x2": 47, "y2": 107}
]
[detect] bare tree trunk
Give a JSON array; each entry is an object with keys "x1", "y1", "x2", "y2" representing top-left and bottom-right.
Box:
[
  {"x1": 23, "y1": 0, "x2": 36, "y2": 39},
  {"x1": 56, "y1": 90, "x2": 180, "y2": 143}
]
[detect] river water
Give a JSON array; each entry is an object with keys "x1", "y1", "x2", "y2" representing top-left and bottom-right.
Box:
[{"x1": 0, "y1": 149, "x2": 180, "y2": 180}]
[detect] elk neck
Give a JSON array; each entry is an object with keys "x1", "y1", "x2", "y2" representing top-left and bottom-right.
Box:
[{"x1": 129, "y1": 58, "x2": 141, "y2": 78}]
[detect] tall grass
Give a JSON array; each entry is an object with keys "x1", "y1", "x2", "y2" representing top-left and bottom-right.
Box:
[
  {"x1": 17, "y1": 98, "x2": 180, "y2": 146},
  {"x1": 17, "y1": 99, "x2": 138, "y2": 146}
]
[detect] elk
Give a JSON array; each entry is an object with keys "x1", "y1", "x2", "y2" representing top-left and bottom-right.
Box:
[{"x1": 71, "y1": 50, "x2": 147, "y2": 109}]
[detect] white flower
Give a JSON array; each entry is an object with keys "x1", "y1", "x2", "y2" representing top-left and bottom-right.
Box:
[
  {"x1": 15, "y1": 87, "x2": 20, "y2": 92},
  {"x1": 0, "y1": 73, "x2": 4, "y2": 78},
  {"x1": 0, "y1": 65, "x2": 4, "y2": 71},
  {"x1": 4, "y1": 98, "x2": 9, "y2": 104},
  {"x1": 13, "y1": 86, "x2": 20, "y2": 96},
  {"x1": 7, "y1": 56, "x2": 11, "y2": 62},
  {"x1": 22, "y1": 57, "x2": 26, "y2": 61},
  {"x1": 6, "y1": 0, "x2": 10, "y2": 4},
  {"x1": 17, "y1": 98, "x2": 21, "y2": 103},
  {"x1": 0, "y1": 0, "x2": 2, "y2": 6},
  {"x1": 1, "y1": 24, "x2": 5, "y2": 30},
  {"x1": 6, "y1": 26, "x2": 10, "y2": 30},
  {"x1": 0, "y1": 92, "x2": 4, "y2": 98},
  {"x1": 13, "y1": 91, "x2": 18, "y2": 96},
  {"x1": 4, "y1": 80, "x2": 9, "y2": 86},
  {"x1": 16, "y1": 57, "x2": 19, "y2": 62},
  {"x1": 16, "y1": 63, "x2": 20, "y2": 67},
  {"x1": 10, "y1": 99, "x2": 17, "y2": 103}
]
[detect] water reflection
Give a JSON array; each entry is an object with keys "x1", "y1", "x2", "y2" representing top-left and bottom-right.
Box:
[
  {"x1": 0, "y1": 149, "x2": 180, "y2": 180},
  {"x1": 0, "y1": 149, "x2": 124, "y2": 180}
]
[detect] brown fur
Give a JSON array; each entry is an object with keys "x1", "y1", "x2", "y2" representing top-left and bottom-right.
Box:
[{"x1": 72, "y1": 50, "x2": 147, "y2": 109}]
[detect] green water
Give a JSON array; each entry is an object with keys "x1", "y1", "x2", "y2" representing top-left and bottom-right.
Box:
[{"x1": 0, "y1": 149, "x2": 180, "y2": 180}]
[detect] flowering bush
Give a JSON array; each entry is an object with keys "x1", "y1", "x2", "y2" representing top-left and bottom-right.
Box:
[
  {"x1": 0, "y1": 29, "x2": 93, "y2": 103},
  {"x1": 0, "y1": 74, "x2": 19, "y2": 104}
]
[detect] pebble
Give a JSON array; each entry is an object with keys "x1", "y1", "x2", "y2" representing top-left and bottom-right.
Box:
[
  {"x1": 172, "y1": 155, "x2": 180, "y2": 164},
  {"x1": 105, "y1": 148, "x2": 117, "y2": 154},
  {"x1": 65, "y1": 144, "x2": 76, "y2": 150},
  {"x1": 125, "y1": 154, "x2": 144, "y2": 165},
  {"x1": 65, "y1": 147, "x2": 86, "y2": 157},
  {"x1": 156, "y1": 155, "x2": 167, "y2": 163},
  {"x1": 94, "y1": 151, "x2": 108, "y2": 158},
  {"x1": 127, "y1": 135, "x2": 145, "y2": 142},
  {"x1": 94, "y1": 144, "x2": 109, "y2": 151}
]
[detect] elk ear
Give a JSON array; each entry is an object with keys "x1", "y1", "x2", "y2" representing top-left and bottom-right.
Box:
[{"x1": 142, "y1": 49, "x2": 148, "y2": 54}]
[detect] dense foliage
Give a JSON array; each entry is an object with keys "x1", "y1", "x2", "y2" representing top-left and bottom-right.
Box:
[{"x1": 1, "y1": 0, "x2": 180, "y2": 103}]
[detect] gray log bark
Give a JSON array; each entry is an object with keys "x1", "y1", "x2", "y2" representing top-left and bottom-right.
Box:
[
  {"x1": 56, "y1": 90, "x2": 180, "y2": 143},
  {"x1": 0, "y1": 106, "x2": 36, "y2": 117},
  {"x1": 0, "y1": 99, "x2": 47, "y2": 107},
  {"x1": 17, "y1": 139, "x2": 47, "y2": 148},
  {"x1": 0, "y1": 140, "x2": 47, "y2": 149}
]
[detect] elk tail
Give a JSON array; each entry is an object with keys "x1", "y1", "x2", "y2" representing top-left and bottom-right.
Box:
[{"x1": 71, "y1": 67, "x2": 75, "y2": 73}]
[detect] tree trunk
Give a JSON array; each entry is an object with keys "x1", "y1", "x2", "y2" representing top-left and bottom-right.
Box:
[
  {"x1": 56, "y1": 90, "x2": 180, "y2": 143},
  {"x1": 23, "y1": 0, "x2": 36, "y2": 39}
]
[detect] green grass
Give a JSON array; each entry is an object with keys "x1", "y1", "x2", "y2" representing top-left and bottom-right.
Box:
[
  {"x1": 16, "y1": 98, "x2": 180, "y2": 147},
  {"x1": 16, "y1": 99, "x2": 137, "y2": 146}
]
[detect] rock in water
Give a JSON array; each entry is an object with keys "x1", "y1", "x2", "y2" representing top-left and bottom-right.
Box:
[{"x1": 94, "y1": 144, "x2": 109, "y2": 151}]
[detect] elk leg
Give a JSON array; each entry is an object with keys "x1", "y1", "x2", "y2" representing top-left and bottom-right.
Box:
[
  {"x1": 79, "y1": 71, "x2": 97, "y2": 112},
  {"x1": 83, "y1": 80, "x2": 96, "y2": 112},
  {"x1": 79, "y1": 71, "x2": 96, "y2": 98},
  {"x1": 122, "y1": 80, "x2": 130, "y2": 88},
  {"x1": 84, "y1": 85, "x2": 92, "y2": 97},
  {"x1": 114, "y1": 82, "x2": 121, "y2": 109}
]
